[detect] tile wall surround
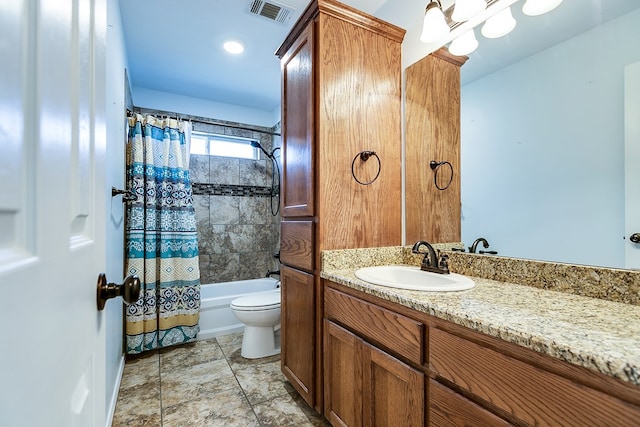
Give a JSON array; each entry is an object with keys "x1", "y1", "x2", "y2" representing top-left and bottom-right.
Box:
[
  {"x1": 135, "y1": 107, "x2": 282, "y2": 284},
  {"x1": 322, "y1": 245, "x2": 640, "y2": 305}
]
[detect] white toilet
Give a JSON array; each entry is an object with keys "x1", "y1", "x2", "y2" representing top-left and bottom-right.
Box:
[{"x1": 230, "y1": 288, "x2": 281, "y2": 359}]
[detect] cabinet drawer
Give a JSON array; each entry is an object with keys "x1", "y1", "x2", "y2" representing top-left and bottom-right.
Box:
[
  {"x1": 429, "y1": 379, "x2": 512, "y2": 427},
  {"x1": 324, "y1": 287, "x2": 423, "y2": 365},
  {"x1": 280, "y1": 220, "x2": 313, "y2": 272},
  {"x1": 430, "y1": 328, "x2": 640, "y2": 426}
]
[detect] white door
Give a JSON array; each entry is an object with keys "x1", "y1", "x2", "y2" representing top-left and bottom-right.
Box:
[
  {"x1": 0, "y1": 0, "x2": 108, "y2": 426},
  {"x1": 625, "y1": 61, "x2": 640, "y2": 270}
]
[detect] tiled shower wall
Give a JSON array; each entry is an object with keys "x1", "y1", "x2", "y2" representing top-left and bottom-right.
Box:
[{"x1": 189, "y1": 120, "x2": 281, "y2": 284}]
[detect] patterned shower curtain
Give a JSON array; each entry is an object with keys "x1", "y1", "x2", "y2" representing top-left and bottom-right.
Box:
[{"x1": 125, "y1": 114, "x2": 201, "y2": 354}]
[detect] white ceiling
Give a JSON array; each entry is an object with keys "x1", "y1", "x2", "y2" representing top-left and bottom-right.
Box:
[{"x1": 118, "y1": 0, "x2": 640, "y2": 112}]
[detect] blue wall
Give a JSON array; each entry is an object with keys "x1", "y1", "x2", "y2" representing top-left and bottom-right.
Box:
[{"x1": 461, "y1": 8, "x2": 640, "y2": 268}]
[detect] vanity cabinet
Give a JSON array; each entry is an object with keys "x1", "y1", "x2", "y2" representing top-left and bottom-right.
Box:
[
  {"x1": 324, "y1": 287, "x2": 424, "y2": 426},
  {"x1": 429, "y1": 322, "x2": 640, "y2": 426},
  {"x1": 276, "y1": 0, "x2": 405, "y2": 410},
  {"x1": 324, "y1": 320, "x2": 424, "y2": 427},
  {"x1": 323, "y1": 279, "x2": 640, "y2": 427}
]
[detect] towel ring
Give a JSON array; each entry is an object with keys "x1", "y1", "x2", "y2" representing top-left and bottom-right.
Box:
[
  {"x1": 351, "y1": 151, "x2": 381, "y2": 185},
  {"x1": 430, "y1": 160, "x2": 453, "y2": 191}
]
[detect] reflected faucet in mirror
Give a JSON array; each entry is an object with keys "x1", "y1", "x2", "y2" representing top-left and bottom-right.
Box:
[
  {"x1": 468, "y1": 237, "x2": 498, "y2": 255},
  {"x1": 411, "y1": 241, "x2": 450, "y2": 274}
]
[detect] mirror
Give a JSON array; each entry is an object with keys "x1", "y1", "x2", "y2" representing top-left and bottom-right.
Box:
[{"x1": 458, "y1": 1, "x2": 640, "y2": 269}]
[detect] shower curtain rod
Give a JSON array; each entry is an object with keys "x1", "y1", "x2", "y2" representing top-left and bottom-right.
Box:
[{"x1": 131, "y1": 107, "x2": 281, "y2": 137}]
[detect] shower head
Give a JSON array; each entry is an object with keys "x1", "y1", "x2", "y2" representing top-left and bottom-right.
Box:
[{"x1": 250, "y1": 140, "x2": 273, "y2": 159}]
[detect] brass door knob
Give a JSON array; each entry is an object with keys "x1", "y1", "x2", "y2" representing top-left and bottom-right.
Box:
[
  {"x1": 631, "y1": 233, "x2": 640, "y2": 244},
  {"x1": 97, "y1": 273, "x2": 141, "y2": 311}
]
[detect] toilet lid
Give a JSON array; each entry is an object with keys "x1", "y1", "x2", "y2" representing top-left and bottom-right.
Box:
[{"x1": 230, "y1": 290, "x2": 281, "y2": 310}]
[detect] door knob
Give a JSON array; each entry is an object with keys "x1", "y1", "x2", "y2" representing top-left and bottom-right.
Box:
[
  {"x1": 97, "y1": 273, "x2": 141, "y2": 311},
  {"x1": 631, "y1": 233, "x2": 640, "y2": 244}
]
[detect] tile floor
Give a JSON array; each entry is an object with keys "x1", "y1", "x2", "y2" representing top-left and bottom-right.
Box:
[{"x1": 112, "y1": 332, "x2": 330, "y2": 426}]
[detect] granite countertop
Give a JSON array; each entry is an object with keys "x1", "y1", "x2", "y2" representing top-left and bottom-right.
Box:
[{"x1": 320, "y1": 267, "x2": 640, "y2": 386}]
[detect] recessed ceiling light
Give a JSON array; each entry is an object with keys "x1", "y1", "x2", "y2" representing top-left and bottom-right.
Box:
[{"x1": 223, "y1": 41, "x2": 245, "y2": 54}]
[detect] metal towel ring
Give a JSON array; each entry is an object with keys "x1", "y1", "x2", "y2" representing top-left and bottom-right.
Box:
[
  {"x1": 351, "y1": 151, "x2": 381, "y2": 185},
  {"x1": 430, "y1": 160, "x2": 453, "y2": 191}
]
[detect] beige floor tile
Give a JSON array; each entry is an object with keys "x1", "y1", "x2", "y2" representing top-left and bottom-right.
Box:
[
  {"x1": 120, "y1": 352, "x2": 160, "y2": 391},
  {"x1": 233, "y1": 360, "x2": 290, "y2": 405},
  {"x1": 111, "y1": 413, "x2": 162, "y2": 427},
  {"x1": 216, "y1": 332, "x2": 243, "y2": 355},
  {"x1": 114, "y1": 332, "x2": 330, "y2": 426},
  {"x1": 252, "y1": 391, "x2": 330, "y2": 427},
  {"x1": 162, "y1": 388, "x2": 260, "y2": 427},
  {"x1": 112, "y1": 379, "x2": 161, "y2": 426},
  {"x1": 161, "y1": 358, "x2": 240, "y2": 408},
  {"x1": 225, "y1": 346, "x2": 281, "y2": 372},
  {"x1": 160, "y1": 338, "x2": 225, "y2": 371}
]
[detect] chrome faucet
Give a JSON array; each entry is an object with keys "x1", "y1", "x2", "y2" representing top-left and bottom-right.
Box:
[{"x1": 411, "y1": 241, "x2": 450, "y2": 275}]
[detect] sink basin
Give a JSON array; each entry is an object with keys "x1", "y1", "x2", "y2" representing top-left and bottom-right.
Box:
[{"x1": 354, "y1": 265, "x2": 476, "y2": 292}]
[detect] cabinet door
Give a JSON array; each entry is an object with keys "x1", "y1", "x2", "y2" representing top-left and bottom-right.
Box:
[
  {"x1": 281, "y1": 265, "x2": 315, "y2": 406},
  {"x1": 363, "y1": 341, "x2": 425, "y2": 427},
  {"x1": 280, "y1": 22, "x2": 314, "y2": 217},
  {"x1": 324, "y1": 320, "x2": 363, "y2": 427}
]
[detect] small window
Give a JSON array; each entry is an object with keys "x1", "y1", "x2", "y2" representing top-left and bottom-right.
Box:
[{"x1": 190, "y1": 131, "x2": 260, "y2": 160}]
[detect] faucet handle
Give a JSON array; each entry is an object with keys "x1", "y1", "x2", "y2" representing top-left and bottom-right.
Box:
[{"x1": 438, "y1": 252, "x2": 449, "y2": 272}]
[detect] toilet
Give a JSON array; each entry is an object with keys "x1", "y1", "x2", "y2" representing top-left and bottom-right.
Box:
[{"x1": 230, "y1": 287, "x2": 281, "y2": 359}]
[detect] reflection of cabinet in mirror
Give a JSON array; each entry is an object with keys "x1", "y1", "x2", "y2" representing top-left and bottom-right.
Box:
[
  {"x1": 276, "y1": 0, "x2": 405, "y2": 411},
  {"x1": 405, "y1": 49, "x2": 467, "y2": 244}
]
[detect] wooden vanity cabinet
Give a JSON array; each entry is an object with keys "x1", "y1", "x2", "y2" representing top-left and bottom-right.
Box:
[
  {"x1": 324, "y1": 286, "x2": 425, "y2": 427},
  {"x1": 324, "y1": 320, "x2": 425, "y2": 427},
  {"x1": 324, "y1": 280, "x2": 640, "y2": 427},
  {"x1": 276, "y1": 0, "x2": 405, "y2": 411}
]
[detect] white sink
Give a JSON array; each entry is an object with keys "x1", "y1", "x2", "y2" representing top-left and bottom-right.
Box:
[{"x1": 354, "y1": 265, "x2": 476, "y2": 292}]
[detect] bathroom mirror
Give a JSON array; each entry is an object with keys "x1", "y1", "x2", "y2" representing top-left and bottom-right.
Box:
[{"x1": 452, "y1": 1, "x2": 640, "y2": 269}]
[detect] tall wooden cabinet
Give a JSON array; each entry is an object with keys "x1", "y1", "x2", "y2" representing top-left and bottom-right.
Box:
[
  {"x1": 275, "y1": 0, "x2": 405, "y2": 411},
  {"x1": 405, "y1": 49, "x2": 467, "y2": 244}
]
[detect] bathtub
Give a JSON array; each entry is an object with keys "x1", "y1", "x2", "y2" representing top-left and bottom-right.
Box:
[{"x1": 197, "y1": 277, "x2": 280, "y2": 341}]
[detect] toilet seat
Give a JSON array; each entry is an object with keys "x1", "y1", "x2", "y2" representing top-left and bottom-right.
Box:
[{"x1": 230, "y1": 291, "x2": 280, "y2": 311}]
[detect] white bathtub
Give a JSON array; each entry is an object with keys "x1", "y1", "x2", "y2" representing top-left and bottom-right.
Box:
[{"x1": 198, "y1": 277, "x2": 280, "y2": 341}]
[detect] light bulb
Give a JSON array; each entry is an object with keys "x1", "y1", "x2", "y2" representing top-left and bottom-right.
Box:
[
  {"x1": 223, "y1": 41, "x2": 244, "y2": 54},
  {"x1": 523, "y1": 0, "x2": 563, "y2": 16},
  {"x1": 420, "y1": 1, "x2": 450, "y2": 43},
  {"x1": 452, "y1": 0, "x2": 487, "y2": 22},
  {"x1": 448, "y1": 29, "x2": 479, "y2": 56},
  {"x1": 481, "y1": 7, "x2": 516, "y2": 39}
]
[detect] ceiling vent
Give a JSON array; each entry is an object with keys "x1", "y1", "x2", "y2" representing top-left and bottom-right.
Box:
[{"x1": 246, "y1": 0, "x2": 295, "y2": 25}]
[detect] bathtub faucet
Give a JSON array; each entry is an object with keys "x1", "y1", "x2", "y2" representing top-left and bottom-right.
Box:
[{"x1": 265, "y1": 270, "x2": 280, "y2": 278}]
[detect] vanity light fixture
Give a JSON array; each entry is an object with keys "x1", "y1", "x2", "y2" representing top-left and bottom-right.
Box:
[
  {"x1": 481, "y1": 6, "x2": 516, "y2": 38},
  {"x1": 448, "y1": 28, "x2": 479, "y2": 56},
  {"x1": 420, "y1": 0, "x2": 450, "y2": 43},
  {"x1": 452, "y1": 0, "x2": 487, "y2": 23},
  {"x1": 522, "y1": 0, "x2": 563, "y2": 16},
  {"x1": 223, "y1": 40, "x2": 245, "y2": 54}
]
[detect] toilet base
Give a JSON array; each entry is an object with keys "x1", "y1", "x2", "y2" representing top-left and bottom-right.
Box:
[{"x1": 240, "y1": 325, "x2": 281, "y2": 359}]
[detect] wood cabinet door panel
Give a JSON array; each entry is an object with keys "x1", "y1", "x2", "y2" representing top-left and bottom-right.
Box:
[
  {"x1": 281, "y1": 266, "x2": 315, "y2": 406},
  {"x1": 363, "y1": 342, "x2": 425, "y2": 427},
  {"x1": 281, "y1": 23, "x2": 314, "y2": 218},
  {"x1": 324, "y1": 320, "x2": 363, "y2": 427}
]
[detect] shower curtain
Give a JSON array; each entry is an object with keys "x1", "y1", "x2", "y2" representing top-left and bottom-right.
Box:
[{"x1": 125, "y1": 114, "x2": 201, "y2": 354}]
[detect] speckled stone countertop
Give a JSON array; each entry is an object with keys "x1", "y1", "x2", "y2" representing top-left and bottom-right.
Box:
[{"x1": 320, "y1": 246, "x2": 640, "y2": 386}]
